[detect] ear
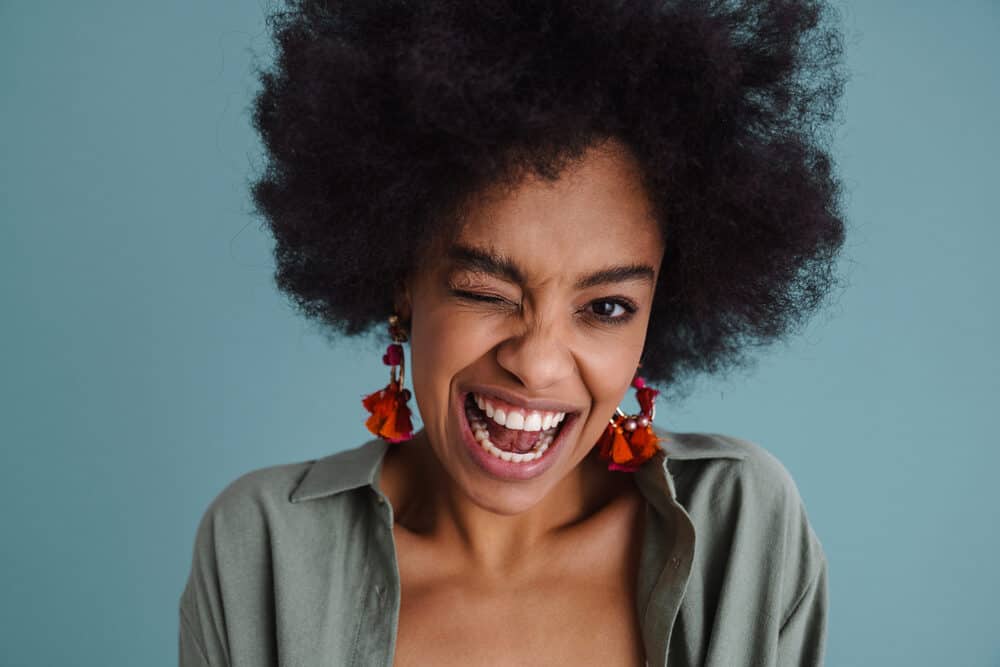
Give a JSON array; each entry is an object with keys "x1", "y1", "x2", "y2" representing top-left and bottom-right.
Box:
[{"x1": 392, "y1": 281, "x2": 412, "y2": 325}]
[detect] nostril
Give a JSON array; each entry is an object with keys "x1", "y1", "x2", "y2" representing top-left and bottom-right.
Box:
[{"x1": 494, "y1": 330, "x2": 576, "y2": 392}]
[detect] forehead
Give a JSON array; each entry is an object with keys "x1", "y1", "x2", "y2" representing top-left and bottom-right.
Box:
[{"x1": 450, "y1": 142, "x2": 663, "y2": 281}]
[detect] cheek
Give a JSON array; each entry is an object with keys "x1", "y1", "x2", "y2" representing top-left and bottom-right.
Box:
[
  {"x1": 577, "y1": 346, "x2": 637, "y2": 422},
  {"x1": 408, "y1": 305, "x2": 499, "y2": 424},
  {"x1": 412, "y1": 308, "x2": 491, "y2": 373},
  {"x1": 576, "y1": 323, "x2": 650, "y2": 420}
]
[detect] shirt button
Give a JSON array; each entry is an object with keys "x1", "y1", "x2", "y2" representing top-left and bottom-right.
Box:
[{"x1": 374, "y1": 584, "x2": 387, "y2": 607}]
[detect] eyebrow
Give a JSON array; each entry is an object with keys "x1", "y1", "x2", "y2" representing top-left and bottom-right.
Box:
[{"x1": 446, "y1": 243, "x2": 656, "y2": 289}]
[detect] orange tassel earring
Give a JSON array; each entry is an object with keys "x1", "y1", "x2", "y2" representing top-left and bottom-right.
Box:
[
  {"x1": 596, "y1": 376, "x2": 662, "y2": 472},
  {"x1": 362, "y1": 315, "x2": 414, "y2": 443}
]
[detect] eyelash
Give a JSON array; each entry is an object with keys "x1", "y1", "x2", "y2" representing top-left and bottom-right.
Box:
[
  {"x1": 587, "y1": 298, "x2": 638, "y2": 325},
  {"x1": 449, "y1": 290, "x2": 638, "y2": 326}
]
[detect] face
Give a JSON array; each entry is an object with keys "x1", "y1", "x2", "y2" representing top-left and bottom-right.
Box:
[{"x1": 402, "y1": 140, "x2": 665, "y2": 515}]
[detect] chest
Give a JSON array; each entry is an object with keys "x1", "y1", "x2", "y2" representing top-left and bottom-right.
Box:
[
  {"x1": 391, "y1": 576, "x2": 644, "y2": 667},
  {"x1": 389, "y1": 510, "x2": 647, "y2": 667}
]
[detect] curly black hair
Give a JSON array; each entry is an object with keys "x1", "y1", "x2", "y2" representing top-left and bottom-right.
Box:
[{"x1": 250, "y1": 0, "x2": 847, "y2": 397}]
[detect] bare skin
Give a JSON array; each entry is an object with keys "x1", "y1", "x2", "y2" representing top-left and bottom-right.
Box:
[
  {"x1": 379, "y1": 139, "x2": 664, "y2": 666},
  {"x1": 381, "y1": 442, "x2": 647, "y2": 667}
]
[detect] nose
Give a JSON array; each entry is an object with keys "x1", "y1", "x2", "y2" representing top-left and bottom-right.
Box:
[{"x1": 494, "y1": 320, "x2": 576, "y2": 392}]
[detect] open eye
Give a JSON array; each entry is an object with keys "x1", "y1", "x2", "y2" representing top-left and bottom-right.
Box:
[{"x1": 588, "y1": 298, "x2": 636, "y2": 324}]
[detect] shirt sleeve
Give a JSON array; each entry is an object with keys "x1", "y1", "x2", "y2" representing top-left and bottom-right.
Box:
[
  {"x1": 777, "y1": 555, "x2": 829, "y2": 667},
  {"x1": 177, "y1": 496, "x2": 233, "y2": 667},
  {"x1": 179, "y1": 603, "x2": 216, "y2": 667}
]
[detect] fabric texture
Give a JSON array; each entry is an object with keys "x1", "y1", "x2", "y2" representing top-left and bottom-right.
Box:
[{"x1": 179, "y1": 431, "x2": 827, "y2": 666}]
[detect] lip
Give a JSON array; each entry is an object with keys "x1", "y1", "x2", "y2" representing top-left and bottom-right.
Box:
[
  {"x1": 454, "y1": 389, "x2": 579, "y2": 481},
  {"x1": 463, "y1": 384, "x2": 583, "y2": 415}
]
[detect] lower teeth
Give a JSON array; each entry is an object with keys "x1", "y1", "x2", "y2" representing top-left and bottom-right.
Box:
[{"x1": 466, "y1": 412, "x2": 554, "y2": 464}]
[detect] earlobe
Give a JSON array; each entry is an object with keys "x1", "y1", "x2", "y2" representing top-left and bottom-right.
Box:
[{"x1": 393, "y1": 282, "x2": 412, "y2": 323}]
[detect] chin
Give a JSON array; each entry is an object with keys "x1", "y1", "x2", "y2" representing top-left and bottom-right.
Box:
[{"x1": 463, "y1": 482, "x2": 553, "y2": 516}]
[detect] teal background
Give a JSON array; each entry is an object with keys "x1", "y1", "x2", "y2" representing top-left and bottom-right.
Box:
[{"x1": 1, "y1": 2, "x2": 997, "y2": 666}]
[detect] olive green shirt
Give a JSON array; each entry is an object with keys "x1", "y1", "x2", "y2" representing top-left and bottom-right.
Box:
[{"x1": 179, "y1": 432, "x2": 827, "y2": 666}]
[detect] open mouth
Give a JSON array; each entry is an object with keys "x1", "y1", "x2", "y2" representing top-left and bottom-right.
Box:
[{"x1": 463, "y1": 392, "x2": 571, "y2": 464}]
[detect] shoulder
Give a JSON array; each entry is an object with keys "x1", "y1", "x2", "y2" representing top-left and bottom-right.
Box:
[
  {"x1": 180, "y1": 443, "x2": 387, "y2": 664},
  {"x1": 201, "y1": 459, "x2": 314, "y2": 526},
  {"x1": 181, "y1": 440, "x2": 385, "y2": 599},
  {"x1": 181, "y1": 460, "x2": 314, "y2": 605},
  {"x1": 664, "y1": 431, "x2": 811, "y2": 518},
  {"x1": 178, "y1": 460, "x2": 313, "y2": 659},
  {"x1": 190, "y1": 439, "x2": 386, "y2": 547},
  {"x1": 664, "y1": 431, "x2": 827, "y2": 608},
  {"x1": 181, "y1": 444, "x2": 378, "y2": 614}
]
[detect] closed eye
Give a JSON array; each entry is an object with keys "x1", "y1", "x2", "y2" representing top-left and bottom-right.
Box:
[{"x1": 449, "y1": 289, "x2": 516, "y2": 307}]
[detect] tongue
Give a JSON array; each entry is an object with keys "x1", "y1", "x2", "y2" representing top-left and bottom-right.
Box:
[{"x1": 487, "y1": 421, "x2": 543, "y2": 453}]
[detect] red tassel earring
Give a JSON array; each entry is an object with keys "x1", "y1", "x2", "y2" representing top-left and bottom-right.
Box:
[
  {"x1": 362, "y1": 315, "x2": 414, "y2": 443},
  {"x1": 596, "y1": 376, "x2": 662, "y2": 472}
]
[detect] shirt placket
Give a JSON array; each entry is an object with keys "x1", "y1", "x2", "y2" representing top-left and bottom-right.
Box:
[
  {"x1": 350, "y1": 489, "x2": 402, "y2": 667},
  {"x1": 635, "y1": 453, "x2": 697, "y2": 667}
]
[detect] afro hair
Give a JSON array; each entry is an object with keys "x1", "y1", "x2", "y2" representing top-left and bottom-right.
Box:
[{"x1": 250, "y1": 0, "x2": 847, "y2": 396}]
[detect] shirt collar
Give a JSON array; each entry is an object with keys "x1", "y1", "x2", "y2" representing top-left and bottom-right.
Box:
[
  {"x1": 289, "y1": 431, "x2": 746, "y2": 504},
  {"x1": 289, "y1": 438, "x2": 390, "y2": 503}
]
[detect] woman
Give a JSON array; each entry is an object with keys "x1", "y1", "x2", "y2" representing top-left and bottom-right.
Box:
[{"x1": 180, "y1": 1, "x2": 845, "y2": 665}]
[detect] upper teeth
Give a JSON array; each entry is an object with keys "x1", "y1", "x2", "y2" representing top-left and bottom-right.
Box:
[{"x1": 473, "y1": 393, "x2": 565, "y2": 432}]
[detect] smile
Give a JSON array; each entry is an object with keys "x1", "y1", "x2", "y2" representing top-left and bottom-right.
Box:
[{"x1": 463, "y1": 392, "x2": 569, "y2": 464}]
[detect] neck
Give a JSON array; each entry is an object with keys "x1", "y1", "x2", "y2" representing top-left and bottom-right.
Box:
[{"x1": 380, "y1": 429, "x2": 635, "y2": 576}]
